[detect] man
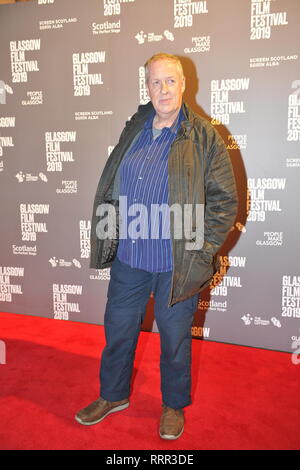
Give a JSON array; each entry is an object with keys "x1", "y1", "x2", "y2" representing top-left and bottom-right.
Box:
[{"x1": 75, "y1": 53, "x2": 238, "y2": 440}]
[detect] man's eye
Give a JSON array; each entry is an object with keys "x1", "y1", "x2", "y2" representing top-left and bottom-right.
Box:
[
  {"x1": 152, "y1": 81, "x2": 160, "y2": 87},
  {"x1": 167, "y1": 79, "x2": 176, "y2": 85}
]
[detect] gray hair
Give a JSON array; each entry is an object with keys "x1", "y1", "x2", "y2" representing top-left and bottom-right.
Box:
[{"x1": 144, "y1": 53, "x2": 184, "y2": 83}]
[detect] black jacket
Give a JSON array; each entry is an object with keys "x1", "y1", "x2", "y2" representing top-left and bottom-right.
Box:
[{"x1": 90, "y1": 101, "x2": 238, "y2": 306}]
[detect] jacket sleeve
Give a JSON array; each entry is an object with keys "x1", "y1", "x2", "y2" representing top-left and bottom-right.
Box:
[{"x1": 202, "y1": 127, "x2": 238, "y2": 259}]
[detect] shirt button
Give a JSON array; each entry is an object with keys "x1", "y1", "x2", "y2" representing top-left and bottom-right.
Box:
[
  {"x1": 138, "y1": 176, "x2": 142, "y2": 179},
  {"x1": 132, "y1": 240, "x2": 136, "y2": 244}
]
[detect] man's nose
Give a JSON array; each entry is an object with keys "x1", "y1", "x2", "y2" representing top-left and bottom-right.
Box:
[{"x1": 161, "y1": 80, "x2": 169, "y2": 93}]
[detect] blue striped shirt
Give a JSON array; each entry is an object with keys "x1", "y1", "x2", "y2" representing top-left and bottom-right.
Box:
[{"x1": 116, "y1": 109, "x2": 183, "y2": 272}]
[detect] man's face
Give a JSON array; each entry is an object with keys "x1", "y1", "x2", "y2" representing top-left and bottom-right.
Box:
[{"x1": 147, "y1": 59, "x2": 185, "y2": 121}]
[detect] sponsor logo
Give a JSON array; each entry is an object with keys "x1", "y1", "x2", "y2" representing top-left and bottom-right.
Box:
[
  {"x1": 103, "y1": 0, "x2": 135, "y2": 17},
  {"x1": 210, "y1": 255, "x2": 245, "y2": 299},
  {"x1": 53, "y1": 283, "x2": 82, "y2": 321},
  {"x1": 16, "y1": 171, "x2": 48, "y2": 183},
  {"x1": 56, "y1": 180, "x2": 78, "y2": 194},
  {"x1": 184, "y1": 35, "x2": 210, "y2": 54},
  {"x1": 19, "y1": 203, "x2": 49, "y2": 242},
  {"x1": 226, "y1": 134, "x2": 247, "y2": 150},
  {"x1": 174, "y1": 0, "x2": 208, "y2": 28},
  {"x1": 90, "y1": 269, "x2": 111, "y2": 281},
  {"x1": 0, "y1": 117, "x2": 15, "y2": 127},
  {"x1": 282, "y1": 276, "x2": 300, "y2": 319},
  {"x1": 39, "y1": 18, "x2": 77, "y2": 30},
  {"x1": 198, "y1": 299, "x2": 227, "y2": 313},
  {"x1": 191, "y1": 326, "x2": 210, "y2": 338},
  {"x1": 250, "y1": 0, "x2": 288, "y2": 40},
  {"x1": 49, "y1": 257, "x2": 81, "y2": 268},
  {"x1": 139, "y1": 66, "x2": 150, "y2": 105},
  {"x1": 247, "y1": 177, "x2": 286, "y2": 222},
  {"x1": 12, "y1": 245, "x2": 37, "y2": 256},
  {"x1": 210, "y1": 78, "x2": 250, "y2": 125},
  {"x1": 79, "y1": 220, "x2": 91, "y2": 259},
  {"x1": 256, "y1": 231, "x2": 283, "y2": 247},
  {"x1": 45, "y1": 131, "x2": 76, "y2": 172},
  {"x1": 0, "y1": 116, "x2": 15, "y2": 170},
  {"x1": 0, "y1": 266, "x2": 24, "y2": 302},
  {"x1": 135, "y1": 30, "x2": 174, "y2": 45},
  {"x1": 10, "y1": 39, "x2": 41, "y2": 83},
  {"x1": 287, "y1": 80, "x2": 300, "y2": 142},
  {"x1": 21, "y1": 90, "x2": 43, "y2": 106},
  {"x1": 241, "y1": 314, "x2": 282, "y2": 328},
  {"x1": 72, "y1": 51, "x2": 105, "y2": 96},
  {"x1": 286, "y1": 157, "x2": 300, "y2": 168},
  {"x1": 92, "y1": 20, "x2": 120, "y2": 34},
  {"x1": 74, "y1": 110, "x2": 113, "y2": 120},
  {"x1": 250, "y1": 55, "x2": 298, "y2": 68}
]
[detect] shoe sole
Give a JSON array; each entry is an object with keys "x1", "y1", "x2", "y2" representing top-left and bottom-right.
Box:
[
  {"x1": 159, "y1": 425, "x2": 184, "y2": 440},
  {"x1": 75, "y1": 401, "x2": 129, "y2": 426}
]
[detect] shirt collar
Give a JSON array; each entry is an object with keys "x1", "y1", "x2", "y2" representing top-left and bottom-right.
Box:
[{"x1": 144, "y1": 106, "x2": 184, "y2": 134}]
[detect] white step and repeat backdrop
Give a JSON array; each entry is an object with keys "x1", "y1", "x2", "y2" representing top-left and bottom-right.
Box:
[{"x1": 0, "y1": 0, "x2": 299, "y2": 353}]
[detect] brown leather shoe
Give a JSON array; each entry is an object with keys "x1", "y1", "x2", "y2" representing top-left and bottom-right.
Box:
[
  {"x1": 75, "y1": 397, "x2": 129, "y2": 426},
  {"x1": 159, "y1": 405, "x2": 184, "y2": 440}
]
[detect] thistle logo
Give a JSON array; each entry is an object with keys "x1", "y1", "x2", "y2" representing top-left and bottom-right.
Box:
[
  {"x1": 135, "y1": 31, "x2": 147, "y2": 45},
  {"x1": 49, "y1": 256, "x2": 59, "y2": 267},
  {"x1": 241, "y1": 314, "x2": 253, "y2": 325},
  {"x1": 16, "y1": 172, "x2": 25, "y2": 183}
]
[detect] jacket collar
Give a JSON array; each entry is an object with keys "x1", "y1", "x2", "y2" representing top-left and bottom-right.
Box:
[{"x1": 136, "y1": 101, "x2": 195, "y2": 137}]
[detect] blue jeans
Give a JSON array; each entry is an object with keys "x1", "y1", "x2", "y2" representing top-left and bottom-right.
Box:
[{"x1": 100, "y1": 255, "x2": 198, "y2": 409}]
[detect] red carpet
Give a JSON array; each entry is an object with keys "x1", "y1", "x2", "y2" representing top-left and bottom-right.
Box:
[{"x1": 0, "y1": 311, "x2": 299, "y2": 450}]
